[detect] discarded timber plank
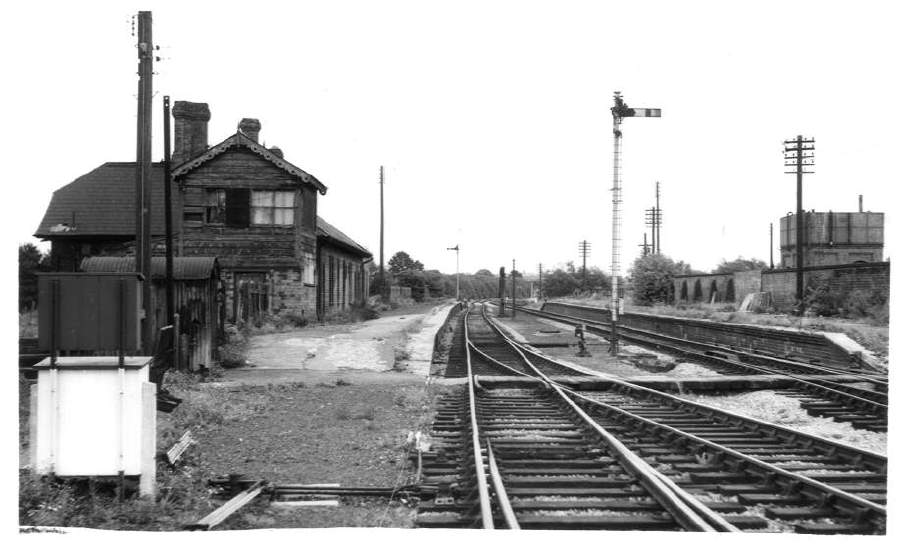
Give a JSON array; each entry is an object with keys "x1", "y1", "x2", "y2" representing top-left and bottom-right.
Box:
[
  {"x1": 166, "y1": 430, "x2": 196, "y2": 465},
  {"x1": 185, "y1": 480, "x2": 265, "y2": 531}
]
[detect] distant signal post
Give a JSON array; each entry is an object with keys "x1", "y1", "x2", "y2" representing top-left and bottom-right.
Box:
[{"x1": 609, "y1": 92, "x2": 660, "y2": 356}]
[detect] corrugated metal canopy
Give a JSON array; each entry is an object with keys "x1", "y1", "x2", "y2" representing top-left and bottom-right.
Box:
[{"x1": 80, "y1": 256, "x2": 219, "y2": 280}]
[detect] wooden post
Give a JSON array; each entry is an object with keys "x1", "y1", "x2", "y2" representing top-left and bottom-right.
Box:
[
  {"x1": 134, "y1": 11, "x2": 154, "y2": 353},
  {"x1": 173, "y1": 313, "x2": 181, "y2": 371},
  {"x1": 140, "y1": 381, "x2": 157, "y2": 498}
]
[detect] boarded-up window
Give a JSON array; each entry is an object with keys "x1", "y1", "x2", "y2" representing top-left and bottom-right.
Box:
[
  {"x1": 206, "y1": 189, "x2": 226, "y2": 223},
  {"x1": 225, "y1": 189, "x2": 251, "y2": 228},
  {"x1": 251, "y1": 190, "x2": 294, "y2": 225}
]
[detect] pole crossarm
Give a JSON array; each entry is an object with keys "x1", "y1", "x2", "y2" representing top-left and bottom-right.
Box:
[{"x1": 783, "y1": 134, "x2": 815, "y2": 315}]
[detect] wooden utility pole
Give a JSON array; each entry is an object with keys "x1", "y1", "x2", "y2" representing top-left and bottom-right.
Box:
[
  {"x1": 135, "y1": 11, "x2": 153, "y2": 352},
  {"x1": 511, "y1": 259, "x2": 517, "y2": 318},
  {"x1": 578, "y1": 240, "x2": 591, "y2": 290},
  {"x1": 379, "y1": 166, "x2": 386, "y2": 298},
  {"x1": 640, "y1": 233, "x2": 650, "y2": 257},
  {"x1": 784, "y1": 135, "x2": 815, "y2": 315},
  {"x1": 163, "y1": 96, "x2": 174, "y2": 328},
  {"x1": 655, "y1": 181, "x2": 661, "y2": 254}
]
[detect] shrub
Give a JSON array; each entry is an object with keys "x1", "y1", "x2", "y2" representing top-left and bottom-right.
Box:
[{"x1": 804, "y1": 279, "x2": 889, "y2": 323}]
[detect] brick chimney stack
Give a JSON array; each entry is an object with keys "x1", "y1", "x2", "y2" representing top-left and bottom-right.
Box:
[
  {"x1": 238, "y1": 118, "x2": 261, "y2": 142},
  {"x1": 172, "y1": 101, "x2": 211, "y2": 165}
]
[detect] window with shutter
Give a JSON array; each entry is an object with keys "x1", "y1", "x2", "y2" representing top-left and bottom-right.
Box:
[{"x1": 225, "y1": 189, "x2": 251, "y2": 228}]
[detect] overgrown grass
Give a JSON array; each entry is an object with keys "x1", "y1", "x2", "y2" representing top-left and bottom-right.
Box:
[{"x1": 18, "y1": 372, "x2": 239, "y2": 530}]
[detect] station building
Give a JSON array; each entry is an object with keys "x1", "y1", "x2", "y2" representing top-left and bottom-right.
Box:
[{"x1": 35, "y1": 101, "x2": 372, "y2": 323}]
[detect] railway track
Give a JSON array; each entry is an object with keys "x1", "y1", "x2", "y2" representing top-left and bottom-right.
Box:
[
  {"x1": 507, "y1": 304, "x2": 888, "y2": 432},
  {"x1": 416, "y1": 304, "x2": 887, "y2": 533}
]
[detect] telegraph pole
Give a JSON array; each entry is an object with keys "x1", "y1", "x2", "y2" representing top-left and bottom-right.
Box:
[
  {"x1": 640, "y1": 233, "x2": 651, "y2": 257},
  {"x1": 511, "y1": 259, "x2": 517, "y2": 318},
  {"x1": 163, "y1": 96, "x2": 174, "y2": 330},
  {"x1": 609, "y1": 92, "x2": 660, "y2": 355},
  {"x1": 644, "y1": 184, "x2": 662, "y2": 255},
  {"x1": 379, "y1": 166, "x2": 386, "y2": 298},
  {"x1": 655, "y1": 181, "x2": 661, "y2": 254},
  {"x1": 784, "y1": 135, "x2": 815, "y2": 315},
  {"x1": 644, "y1": 207, "x2": 657, "y2": 253},
  {"x1": 134, "y1": 11, "x2": 153, "y2": 353},
  {"x1": 578, "y1": 240, "x2": 591, "y2": 290}
]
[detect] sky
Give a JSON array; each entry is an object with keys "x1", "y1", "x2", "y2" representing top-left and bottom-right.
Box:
[{"x1": 3, "y1": 0, "x2": 899, "y2": 277}]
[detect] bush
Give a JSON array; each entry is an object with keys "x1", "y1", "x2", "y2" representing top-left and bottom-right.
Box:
[
  {"x1": 630, "y1": 255, "x2": 679, "y2": 305},
  {"x1": 804, "y1": 279, "x2": 889, "y2": 323}
]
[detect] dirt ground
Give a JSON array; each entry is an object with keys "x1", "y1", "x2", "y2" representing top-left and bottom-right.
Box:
[
  {"x1": 172, "y1": 303, "x2": 456, "y2": 528},
  {"x1": 19, "y1": 301, "x2": 457, "y2": 530}
]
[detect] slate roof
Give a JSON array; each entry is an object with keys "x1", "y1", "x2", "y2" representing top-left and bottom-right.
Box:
[
  {"x1": 316, "y1": 217, "x2": 372, "y2": 259},
  {"x1": 35, "y1": 162, "x2": 370, "y2": 258},
  {"x1": 81, "y1": 256, "x2": 219, "y2": 280},
  {"x1": 172, "y1": 132, "x2": 327, "y2": 194},
  {"x1": 35, "y1": 162, "x2": 166, "y2": 238}
]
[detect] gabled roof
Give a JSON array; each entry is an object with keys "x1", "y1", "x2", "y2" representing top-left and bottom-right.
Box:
[
  {"x1": 81, "y1": 256, "x2": 219, "y2": 280},
  {"x1": 317, "y1": 217, "x2": 372, "y2": 259},
  {"x1": 35, "y1": 162, "x2": 166, "y2": 238},
  {"x1": 172, "y1": 132, "x2": 327, "y2": 194}
]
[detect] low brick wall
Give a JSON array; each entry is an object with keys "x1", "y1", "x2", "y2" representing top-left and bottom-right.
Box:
[
  {"x1": 673, "y1": 270, "x2": 761, "y2": 305},
  {"x1": 761, "y1": 262, "x2": 890, "y2": 309},
  {"x1": 541, "y1": 301, "x2": 859, "y2": 369}
]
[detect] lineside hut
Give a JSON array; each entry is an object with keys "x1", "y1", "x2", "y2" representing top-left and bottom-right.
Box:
[{"x1": 80, "y1": 256, "x2": 222, "y2": 371}]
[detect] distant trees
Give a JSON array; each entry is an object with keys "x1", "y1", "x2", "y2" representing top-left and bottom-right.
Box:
[
  {"x1": 543, "y1": 269, "x2": 579, "y2": 297},
  {"x1": 375, "y1": 252, "x2": 508, "y2": 301},
  {"x1": 713, "y1": 257, "x2": 767, "y2": 274},
  {"x1": 19, "y1": 243, "x2": 50, "y2": 310},
  {"x1": 629, "y1": 254, "x2": 680, "y2": 305},
  {"x1": 388, "y1": 251, "x2": 424, "y2": 274}
]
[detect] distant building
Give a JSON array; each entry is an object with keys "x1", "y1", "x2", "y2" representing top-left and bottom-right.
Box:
[
  {"x1": 35, "y1": 101, "x2": 372, "y2": 322},
  {"x1": 780, "y1": 211, "x2": 883, "y2": 268}
]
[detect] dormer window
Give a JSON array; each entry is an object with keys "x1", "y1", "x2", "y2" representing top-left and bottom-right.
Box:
[{"x1": 252, "y1": 191, "x2": 295, "y2": 226}]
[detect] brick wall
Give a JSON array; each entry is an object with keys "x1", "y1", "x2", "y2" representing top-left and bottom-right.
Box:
[
  {"x1": 222, "y1": 267, "x2": 316, "y2": 322},
  {"x1": 673, "y1": 270, "x2": 761, "y2": 305},
  {"x1": 761, "y1": 262, "x2": 890, "y2": 309}
]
